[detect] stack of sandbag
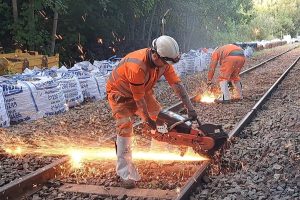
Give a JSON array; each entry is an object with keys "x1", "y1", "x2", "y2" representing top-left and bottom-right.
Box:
[
  {"x1": 0, "y1": 75, "x2": 66, "y2": 123},
  {"x1": 199, "y1": 48, "x2": 213, "y2": 70},
  {"x1": 194, "y1": 51, "x2": 202, "y2": 72},
  {"x1": 182, "y1": 51, "x2": 197, "y2": 74},
  {"x1": 82, "y1": 63, "x2": 108, "y2": 100},
  {"x1": 173, "y1": 58, "x2": 186, "y2": 77},
  {"x1": 73, "y1": 61, "x2": 92, "y2": 71},
  {"x1": 68, "y1": 64, "x2": 103, "y2": 101},
  {"x1": 90, "y1": 69, "x2": 108, "y2": 100},
  {"x1": 44, "y1": 67, "x2": 84, "y2": 108},
  {"x1": 93, "y1": 60, "x2": 115, "y2": 75}
]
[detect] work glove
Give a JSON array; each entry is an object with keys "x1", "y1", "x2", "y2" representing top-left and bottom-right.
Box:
[
  {"x1": 145, "y1": 118, "x2": 156, "y2": 130},
  {"x1": 156, "y1": 123, "x2": 168, "y2": 134},
  {"x1": 188, "y1": 109, "x2": 198, "y2": 120}
]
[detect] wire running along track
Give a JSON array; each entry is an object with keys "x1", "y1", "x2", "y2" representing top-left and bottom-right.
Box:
[{"x1": 0, "y1": 45, "x2": 299, "y2": 200}]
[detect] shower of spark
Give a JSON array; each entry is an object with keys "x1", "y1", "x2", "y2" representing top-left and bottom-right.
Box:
[
  {"x1": 195, "y1": 90, "x2": 218, "y2": 103},
  {"x1": 1, "y1": 133, "x2": 208, "y2": 169}
]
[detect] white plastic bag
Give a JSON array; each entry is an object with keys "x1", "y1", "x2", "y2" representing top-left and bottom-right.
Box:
[{"x1": 68, "y1": 66, "x2": 102, "y2": 100}]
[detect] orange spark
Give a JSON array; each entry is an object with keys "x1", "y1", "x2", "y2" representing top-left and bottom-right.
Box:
[
  {"x1": 0, "y1": 133, "x2": 208, "y2": 169},
  {"x1": 77, "y1": 44, "x2": 84, "y2": 54},
  {"x1": 2, "y1": 145, "x2": 207, "y2": 168},
  {"x1": 4, "y1": 146, "x2": 23, "y2": 155},
  {"x1": 195, "y1": 91, "x2": 218, "y2": 104},
  {"x1": 38, "y1": 10, "x2": 46, "y2": 18}
]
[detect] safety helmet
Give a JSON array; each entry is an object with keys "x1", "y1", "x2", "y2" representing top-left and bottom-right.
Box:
[{"x1": 152, "y1": 35, "x2": 180, "y2": 64}]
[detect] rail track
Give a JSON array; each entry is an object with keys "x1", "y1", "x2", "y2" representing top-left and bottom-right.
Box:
[
  {"x1": 178, "y1": 48, "x2": 300, "y2": 200},
  {"x1": 0, "y1": 44, "x2": 299, "y2": 200}
]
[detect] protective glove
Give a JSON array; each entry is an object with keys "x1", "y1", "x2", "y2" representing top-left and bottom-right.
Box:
[
  {"x1": 188, "y1": 109, "x2": 198, "y2": 120},
  {"x1": 156, "y1": 123, "x2": 168, "y2": 134},
  {"x1": 146, "y1": 118, "x2": 156, "y2": 130}
]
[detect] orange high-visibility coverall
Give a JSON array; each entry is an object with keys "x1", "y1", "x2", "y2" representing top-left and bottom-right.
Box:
[
  {"x1": 106, "y1": 48, "x2": 181, "y2": 137},
  {"x1": 208, "y1": 44, "x2": 245, "y2": 82}
]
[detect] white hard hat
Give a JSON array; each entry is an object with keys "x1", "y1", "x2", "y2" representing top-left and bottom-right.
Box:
[{"x1": 152, "y1": 35, "x2": 180, "y2": 64}]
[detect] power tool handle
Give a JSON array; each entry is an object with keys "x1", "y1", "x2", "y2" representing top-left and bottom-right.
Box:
[
  {"x1": 196, "y1": 118, "x2": 202, "y2": 126},
  {"x1": 168, "y1": 118, "x2": 190, "y2": 130}
]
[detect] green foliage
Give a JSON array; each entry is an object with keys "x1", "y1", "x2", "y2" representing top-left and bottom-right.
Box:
[
  {"x1": 12, "y1": 0, "x2": 50, "y2": 51},
  {"x1": 1, "y1": 0, "x2": 300, "y2": 65},
  {"x1": 251, "y1": 0, "x2": 300, "y2": 38},
  {"x1": 0, "y1": 0, "x2": 13, "y2": 50},
  {"x1": 213, "y1": 21, "x2": 253, "y2": 45}
]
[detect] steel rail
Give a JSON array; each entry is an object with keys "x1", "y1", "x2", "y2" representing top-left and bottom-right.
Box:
[
  {"x1": 175, "y1": 55, "x2": 300, "y2": 200},
  {"x1": 228, "y1": 55, "x2": 300, "y2": 138},
  {"x1": 240, "y1": 45, "x2": 299, "y2": 75},
  {"x1": 0, "y1": 46, "x2": 298, "y2": 200},
  {"x1": 183, "y1": 44, "x2": 300, "y2": 104},
  {"x1": 0, "y1": 157, "x2": 69, "y2": 200}
]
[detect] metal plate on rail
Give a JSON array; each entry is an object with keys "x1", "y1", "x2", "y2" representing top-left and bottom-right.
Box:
[{"x1": 59, "y1": 183, "x2": 177, "y2": 199}]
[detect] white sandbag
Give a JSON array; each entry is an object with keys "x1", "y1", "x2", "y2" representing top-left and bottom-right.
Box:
[
  {"x1": 22, "y1": 68, "x2": 41, "y2": 76},
  {"x1": 194, "y1": 55, "x2": 202, "y2": 72},
  {"x1": 57, "y1": 66, "x2": 69, "y2": 73},
  {"x1": 38, "y1": 68, "x2": 58, "y2": 77},
  {"x1": 244, "y1": 46, "x2": 254, "y2": 58},
  {"x1": 181, "y1": 54, "x2": 195, "y2": 74},
  {"x1": 202, "y1": 48, "x2": 213, "y2": 70},
  {"x1": 38, "y1": 67, "x2": 84, "y2": 108},
  {"x1": 68, "y1": 66, "x2": 102, "y2": 100},
  {"x1": 173, "y1": 59, "x2": 186, "y2": 76},
  {"x1": 90, "y1": 70, "x2": 107, "y2": 99},
  {"x1": 19, "y1": 76, "x2": 66, "y2": 118},
  {"x1": 0, "y1": 87, "x2": 9, "y2": 127},
  {"x1": 73, "y1": 61, "x2": 92, "y2": 71},
  {"x1": 2, "y1": 75, "x2": 67, "y2": 122},
  {"x1": 93, "y1": 60, "x2": 115, "y2": 75},
  {"x1": 199, "y1": 51, "x2": 208, "y2": 70},
  {"x1": 56, "y1": 73, "x2": 84, "y2": 107},
  {"x1": 0, "y1": 79, "x2": 43, "y2": 123}
]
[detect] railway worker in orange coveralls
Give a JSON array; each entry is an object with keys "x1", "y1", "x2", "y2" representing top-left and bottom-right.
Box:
[
  {"x1": 207, "y1": 44, "x2": 247, "y2": 103},
  {"x1": 106, "y1": 35, "x2": 198, "y2": 188}
]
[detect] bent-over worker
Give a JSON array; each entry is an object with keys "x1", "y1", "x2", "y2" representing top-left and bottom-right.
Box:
[
  {"x1": 207, "y1": 44, "x2": 251, "y2": 103},
  {"x1": 106, "y1": 35, "x2": 198, "y2": 188}
]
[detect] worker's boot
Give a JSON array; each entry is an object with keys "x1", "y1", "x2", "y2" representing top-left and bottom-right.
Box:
[
  {"x1": 116, "y1": 135, "x2": 140, "y2": 189},
  {"x1": 232, "y1": 81, "x2": 243, "y2": 102},
  {"x1": 215, "y1": 80, "x2": 230, "y2": 104}
]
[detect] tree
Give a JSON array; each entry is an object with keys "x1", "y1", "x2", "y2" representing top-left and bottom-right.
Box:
[{"x1": 12, "y1": 0, "x2": 18, "y2": 22}]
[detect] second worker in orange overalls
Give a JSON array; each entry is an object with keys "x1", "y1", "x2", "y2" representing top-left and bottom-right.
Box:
[{"x1": 207, "y1": 44, "x2": 249, "y2": 103}]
